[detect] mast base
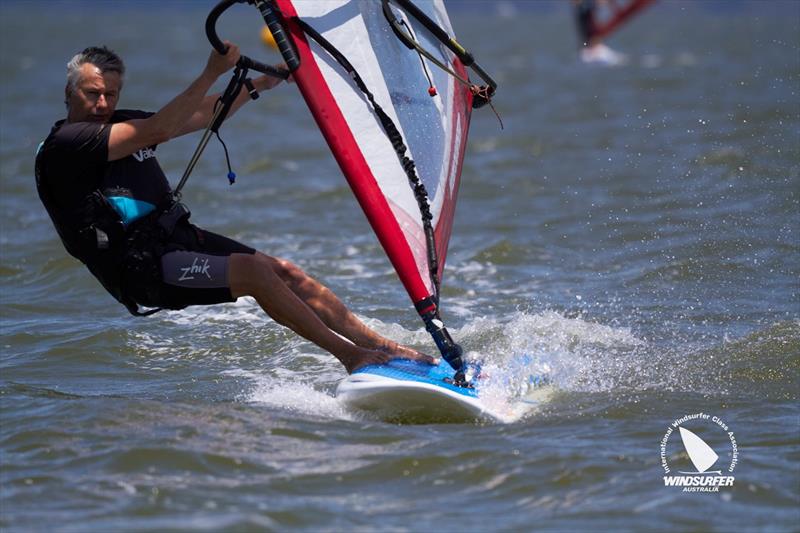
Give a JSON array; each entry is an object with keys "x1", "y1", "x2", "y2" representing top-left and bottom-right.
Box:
[{"x1": 420, "y1": 310, "x2": 467, "y2": 386}]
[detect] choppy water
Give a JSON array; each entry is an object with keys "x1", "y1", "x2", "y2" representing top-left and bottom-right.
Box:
[{"x1": 2, "y1": 1, "x2": 799, "y2": 531}]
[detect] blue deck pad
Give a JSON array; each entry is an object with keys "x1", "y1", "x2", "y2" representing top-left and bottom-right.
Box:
[{"x1": 353, "y1": 359, "x2": 480, "y2": 398}]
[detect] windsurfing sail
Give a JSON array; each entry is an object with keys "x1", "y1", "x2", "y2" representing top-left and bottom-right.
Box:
[
  {"x1": 576, "y1": 0, "x2": 656, "y2": 45},
  {"x1": 271, "y1": 0, "x2": 495, "y2": 377},
  {"x1": 202, "y1": 0, "x2": 496, "y2": 381},
  {"x1": 276, "y1": 0, "x2": 468, "y2": 303},
  {"x1": 678, "y1": 427, "x2": 719, "y2": 473}
]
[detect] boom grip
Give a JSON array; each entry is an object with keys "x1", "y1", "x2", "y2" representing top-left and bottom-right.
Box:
[
  {"x1": 255, "y1": 0, "x2": 300, "y2": 72},
  {"x1": 205, "y1": 0, "x2": 290, "y2": 79},
  {"x1": 240, "y1": 57, "x2": 291, "y2": 79},
  {"x1": 205, "y1": 0, "x2": 242, "y2": 55}
]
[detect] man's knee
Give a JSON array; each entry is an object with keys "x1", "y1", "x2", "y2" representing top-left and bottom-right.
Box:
[
  {"x1": 230, "y1": 252, "x2": 312, "y2": 297},
  {"x1": 270, "y1": 256, "x2": 308, "y2": 285},
  {"x1": 229, "y1": 252, "x2": 277, "y2": 296}
]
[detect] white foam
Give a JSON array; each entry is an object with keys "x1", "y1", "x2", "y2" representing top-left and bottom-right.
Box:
[
  {"x1": 450, "y1": 310, "x2": 646, "y2": 396},
  {"x1": 226, "y1": 367, "x2": 356, "y2": 421},
  {"x1": 135, "y1": 304, "x2": 649, "y2": 420},
  {"x1": 159, "y1": 297, "x2": 266, "y2": 326}
]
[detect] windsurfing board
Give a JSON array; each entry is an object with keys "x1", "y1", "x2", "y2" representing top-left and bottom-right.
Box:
[{"x1": 337, "y1": 359, "x2": 548, "y2": 424}]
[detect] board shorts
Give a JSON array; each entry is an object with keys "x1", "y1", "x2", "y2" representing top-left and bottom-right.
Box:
[{"x1": 156, "y1": 222, "x2": 255, "y2": 309}]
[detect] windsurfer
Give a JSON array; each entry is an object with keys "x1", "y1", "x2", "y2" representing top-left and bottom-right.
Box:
[
  {"x1": 35, "y1": 43, "x2": 434, "y2": 373},
  {"x1": 573, "y1": 0, "x2": 627, "y2": 65}
]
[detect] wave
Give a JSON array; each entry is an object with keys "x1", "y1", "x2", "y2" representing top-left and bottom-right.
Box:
[{"x1": 119, "y1": 295, "x2": 798, "y2": 421}]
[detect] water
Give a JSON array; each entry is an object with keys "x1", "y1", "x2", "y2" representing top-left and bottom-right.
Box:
[{"x1": 2, "y1": 1, "x2": 799, "y2": 530}]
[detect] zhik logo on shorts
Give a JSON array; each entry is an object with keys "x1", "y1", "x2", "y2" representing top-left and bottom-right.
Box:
[
  {"x1": 178, "y1": 257, "x2": 212, "y2": 281},
  {"x1": 660, "y1": 413, "x2": 738, "y2": 492}
]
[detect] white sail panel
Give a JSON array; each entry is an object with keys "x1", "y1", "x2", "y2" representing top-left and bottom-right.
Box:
[{"x1": 278, "y1": 0, "x2": 472, "y2": 306}]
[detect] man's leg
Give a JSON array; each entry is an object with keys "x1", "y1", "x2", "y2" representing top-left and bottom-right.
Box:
[
  {"x1": 228, "y1": 253, "x2": 433, "y2": 372},
  {"x1": 265, "y1": 254, "x2": 433, "y2": 361}
]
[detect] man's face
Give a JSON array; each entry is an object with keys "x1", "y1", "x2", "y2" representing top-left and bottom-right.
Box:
[{"x1": 66, "y1": 62, "x2": 121, "y2": 123}]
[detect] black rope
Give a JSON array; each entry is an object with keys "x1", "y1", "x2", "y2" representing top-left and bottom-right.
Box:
[
  {"x1": 295, "y1": 17, "x2": 442, "y2": 305},
  {"x1": 214, "y1": 131, "x2": 236, "y2": 185},
  {"x1": 210, "y1": 67, "x2": 248, "y2": 185},
  {"x1": 175, "y1": 66, "x2": 257, "y2": 198}
]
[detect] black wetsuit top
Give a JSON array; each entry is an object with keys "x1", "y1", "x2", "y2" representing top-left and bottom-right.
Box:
[
  {"x1": 36, "y1": 109, "x2": 254, "y2": 312},
  {"x1": 35, "y1": 109, "x2": 170, "y2": 253},
  {"x1": 35, "y1": 109, "x2": 173, "y2": 302}
]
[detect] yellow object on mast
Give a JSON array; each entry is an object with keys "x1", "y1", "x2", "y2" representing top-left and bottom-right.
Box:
[{"x1": 260, "y1": 25, "x2": 278, "y2": 50}]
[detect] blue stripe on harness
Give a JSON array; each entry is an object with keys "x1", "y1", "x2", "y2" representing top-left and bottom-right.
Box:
[{"x1": 106, "y1": 196, "x2": 156, "y2": 226}]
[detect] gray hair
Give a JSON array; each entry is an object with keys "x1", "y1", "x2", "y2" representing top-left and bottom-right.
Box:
[{"x1": 65, "y1": 46, "x2": 125, "y2": 105}]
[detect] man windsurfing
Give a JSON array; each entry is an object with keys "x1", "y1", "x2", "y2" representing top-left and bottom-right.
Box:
[{"x1": 35, "y1": 43, "x2": 434, "y2": 373}]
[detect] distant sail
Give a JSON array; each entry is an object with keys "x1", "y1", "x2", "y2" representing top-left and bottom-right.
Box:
[
  {"x1": 679, "y1": 427, "x2": 719, "y2": 473},
  {"x1": 592, "y1": 0, "x2": 655, "y2": 41},
  {"x1": 276, "y1": 0, "x2": 471, "y2": 310}
]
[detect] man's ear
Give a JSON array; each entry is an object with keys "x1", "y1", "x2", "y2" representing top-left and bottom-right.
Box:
[{"x1": 64, "y1": 83, "x2": 71, "y2": 108}]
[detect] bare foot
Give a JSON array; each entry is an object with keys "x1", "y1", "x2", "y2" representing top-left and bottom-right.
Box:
[
  {"x1": 376, "y1": 342, "x2": 438, "y2": 366},
  {"x1": 339, "y1": 346, "x2": 391, "y2": 374},
  {"x1": 339, "y1": 344, "x2": 438, "y2": 374}
]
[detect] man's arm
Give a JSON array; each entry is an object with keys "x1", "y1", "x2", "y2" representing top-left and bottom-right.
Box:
[
  {"x1": 173, "y1": 72, "x2": 285, "y2": 138},
  {"x1": 106, "y1": 43, "x2": 241, "y2": 162}
]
